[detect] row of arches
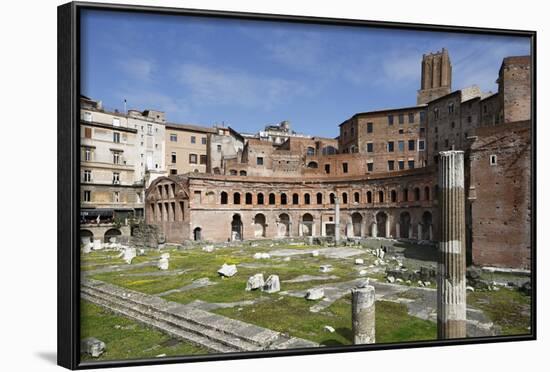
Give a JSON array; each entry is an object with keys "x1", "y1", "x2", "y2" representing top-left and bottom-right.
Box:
[
  {"x1": 214, "y1": 186, "x2": 434, "y2": 207},
  {"x1": 80, "y1": 228, "x2": 122, "y2": 243},
  {"x1": 191, "y1": 211, "x2": 433, "y2": 241}
]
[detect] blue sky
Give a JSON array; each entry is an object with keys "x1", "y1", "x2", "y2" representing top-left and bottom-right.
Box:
[{"x1": 81, "y1": 9, "x2": 530, "y2": 138}]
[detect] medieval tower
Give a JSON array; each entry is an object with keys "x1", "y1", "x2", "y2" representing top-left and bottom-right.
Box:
[{"x1": 417, "y1": 48, "x2": 452, "y2": 105}]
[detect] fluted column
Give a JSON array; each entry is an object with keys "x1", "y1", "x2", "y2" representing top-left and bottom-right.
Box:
[
  {"x1": 334, "y1": 195, "x2": 340, "y2": 243},
  {"x1": 437, "y1": 151, "x2": 467, "y2": 339}
]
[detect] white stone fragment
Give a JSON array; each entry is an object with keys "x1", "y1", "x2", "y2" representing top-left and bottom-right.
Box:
[
  {"x1": 263, "y1": 275, "x2": 281, "y2": 293},
  {"x1": 319, "y1": 265, "x2": 333, "y2": 273},
  {"x1": 93, "y1": 239, "x2": 102, "y2": 251},
  {"x1": 387, "y1": 276, "x2": 395, "y2": 283},
  {"x1": 158, "y1": 257, "x2": 169, "y2": 270},
  {"x1": 217, "y1": 263, "x2": 238, "y2": 277},
  {"x1": 355, "y1": 258, "x2": 364, "y2": 265},
  {"x1": 324, "y1": 325, "x2": 335, "y2": 333},
  {"x1": 81, "y1": 337, "x2": 105, "y2": 358},
  {"x1": 246, "y1": 273, "x2": 265, "y2": 291},
  {"x1": 122, "y1": 247, "x2": 136, "y2": 264},
  {"x1": 466, "y1": 286, "x2": 475, "y2": 292},
  {"x1": 311, "y1": 250, "x2": 320, "y2": 257},
  {"x1": 202, "y1": 245, "x2": 215, "y2": 252},
  {"x1": 253, "y1": 252, "x2": 271, "y2": 259},
  {"x1": 305, "y1": 288, "x2": 324, "y2": 300}
]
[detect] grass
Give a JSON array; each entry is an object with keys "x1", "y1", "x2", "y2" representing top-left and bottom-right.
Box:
[
  {"x1": 214, "y1": 295, "x2": 436, "y2": 346},
  {"x1": 467, "y1": 288, "x2": 531, "y2": 335},
  {"x1": 81, "y1": 242, "x2": 529, "y2": 347},
  {"x1": 80, "y1": 300, "x2": 209, "y2": 362}
]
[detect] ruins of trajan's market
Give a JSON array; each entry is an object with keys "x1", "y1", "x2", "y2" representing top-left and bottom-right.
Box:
[{"x1": 79, "y1": 50, "x2": 532, "y2": 360}]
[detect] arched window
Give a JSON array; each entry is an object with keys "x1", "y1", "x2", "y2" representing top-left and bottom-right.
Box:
[
  {"x1": 307, "y1": 161, "x2": 318, "y2": 169},
  {"x1": 378, "y1": 191, "x2": 384, "y2": 203},
  {"x1": 403, "y1": 188, "x2": 409, "y2": 202},
  {"x1": 269, "y1": 193, "x2": 276, "y2": 205},
  {"x1": 330, "y1": 193, "x2": 335, "y2": 204},
  {"x1": 233, "y1": 192, "x2": 241, "y2": 204},
  {"x1": 221, "y1": 191, "x2": 228, "y2": 205},
  {"x1": 322, "y1": 146, "x2": 337, "y2": 155},
  {"x1": 281, "y1": 193, "x2": 287, "y2": 205},
  {"x1": 414, "y1": 187, "x2": 420, "y2": 201},
  {"x1": 306, "y1": 147, "x2": 315, "y2": 156},
  {"x1": 367, "y1": 191, "x2": 372, "y2": 204},
  {"x1": 245, "y1": 192, "x2": 253, "y2": 205},
  {"x1": 239, "y1": 170, "x2": 247, "y2": 176},
  {"x1": 304, "y1": 193, "x2": 311, "y2": 205},
  {"x1": 229, "y1": 169, "x2": 237, "y2": 175},
  {"x1": 424, "y1": 186, "x2": 430, "y2": 201},
  {"x1": 342, "y1": 192, "x2": 348, "y2": 204},
  {"x1": 257, "y1": 193, "x2": 264, "y2": 205},
  {"x1": 292, "y1": 193, "x2": 299, "y2": 205},
  {"x1": 391, "y1": 190, "x2": 397, "y2": 203},
  {"x1": 354, "y1": 192, "x2": 360, "y2": 203},
  {"x1": 316, "y1": 192, "x2": 323, "y2": 204}
]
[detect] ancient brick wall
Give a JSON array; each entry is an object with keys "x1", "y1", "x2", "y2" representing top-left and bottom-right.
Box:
[
  {"x1": 500, "y1": 56, "x2": 531, "y2": 123},
  {"x1": 145, "y1": 170, "x2": 436, "y2": 243},
  {"x1": 468, "y1": 121, "x2": 531, "y2": 269}
]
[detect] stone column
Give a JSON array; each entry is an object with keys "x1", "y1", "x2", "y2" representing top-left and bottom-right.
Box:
[
  {"x1": 417, "y1": 223, "x2": 422, "y2": 240},
  {"x1": 334, "y1": 196, "x2": 340, "y2": 243},
  {"x1": 352, "y1": 286, "x2": 376, "y2": 344},
  {"x1": 437, "y1": 151, "x2": 467, "y2": 339},
  {"x1": 395, "y1": 223, "x2": 400, "y2": 238},
  {"x1": 372, "y1": 223, "x2": 377, "y2": 238}
]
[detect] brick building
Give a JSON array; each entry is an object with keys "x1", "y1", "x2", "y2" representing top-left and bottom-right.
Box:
[{"x1": 140, "y1": 50, "x2": 531, "y2": 269}]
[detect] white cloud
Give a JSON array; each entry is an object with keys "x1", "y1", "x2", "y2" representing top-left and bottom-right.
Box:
[
  {"x1": 117, "y1": 58, "x2": 155, "y2": 81},
  {"x1": 177, "y1": 63, "x2": 308, "y2": 110},
  {"x1": 119, "y1": 89, "x2": 192, "y2": 122}
]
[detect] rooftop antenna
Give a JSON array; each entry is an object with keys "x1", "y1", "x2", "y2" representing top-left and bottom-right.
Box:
[{"x1": 123, "y1": 99, "x2": 127, "y2": 114}]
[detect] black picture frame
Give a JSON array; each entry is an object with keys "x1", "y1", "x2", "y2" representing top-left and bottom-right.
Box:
[{"x1": 57, "y1": 1, "x2": 537, "y2": 370}]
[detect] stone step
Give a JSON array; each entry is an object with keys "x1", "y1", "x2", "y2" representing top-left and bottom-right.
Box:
[
  {"x1": 81, "y1": 291, "x2": 236, "y2": 353},
  {"x1": 81, "y1": 286, "x2": 260, "y2": 352},
  {"x1": 81, "y1": 280, "x2": 277, "y2": 348},
  {"x1": 81, "y1": 278, "x2": 319, "y2": 351}
]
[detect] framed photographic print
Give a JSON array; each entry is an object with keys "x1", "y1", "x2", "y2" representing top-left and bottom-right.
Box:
[{"x1": 57, "y1": 1, "x2": 536, "y2": 369}]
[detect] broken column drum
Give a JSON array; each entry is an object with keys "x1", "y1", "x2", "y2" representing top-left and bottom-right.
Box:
[
  {"x1": 351, "y1": 286, "x2": 375, "y2": 344},
  {"x1": 437, "y1": 151, "x2": 467, "y2": 339}
]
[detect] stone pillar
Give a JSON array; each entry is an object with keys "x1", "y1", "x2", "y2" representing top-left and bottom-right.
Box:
[
  {"x1": 395, "y1": 223, "x2": 400, "y2": 238},
  {"x1": 417, "y1": 223, "x2": 422, "y2": 240},
  {"x1": 429, "y1": 224, "x2": 433, "y2": 240},
  {"x1": 385, "y1": 218, "x2": 390, "y2": 238},
  {"x1": 351, "y1": 286, "x2": 376, "y2": 344},
  {"x1": 372, "y1": 223, "x2": 377, "y2": 238},
  {"x1": 334, "y1": 196, "x2": 340, "y2": 243},
  {"x1": 408, "y1": 224, "x2": 413, "y2": 239},
  {"x1": 346, "y1": 222, "x2": 353, "y2": 238},
  {"x1": 437, "y1": 151, "x2": 467, "y2": 339}
]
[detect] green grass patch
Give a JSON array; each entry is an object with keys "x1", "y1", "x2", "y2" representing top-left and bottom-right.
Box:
[
  {"x1": 467, "y1": 288, "x2": 531, "y2": 335},
  {"x1": 214, "y1": 295, "x2": 436, "y2": 346},
  {"x1": 80, "y1": 300, "x2": 208, "y2": 362}
]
